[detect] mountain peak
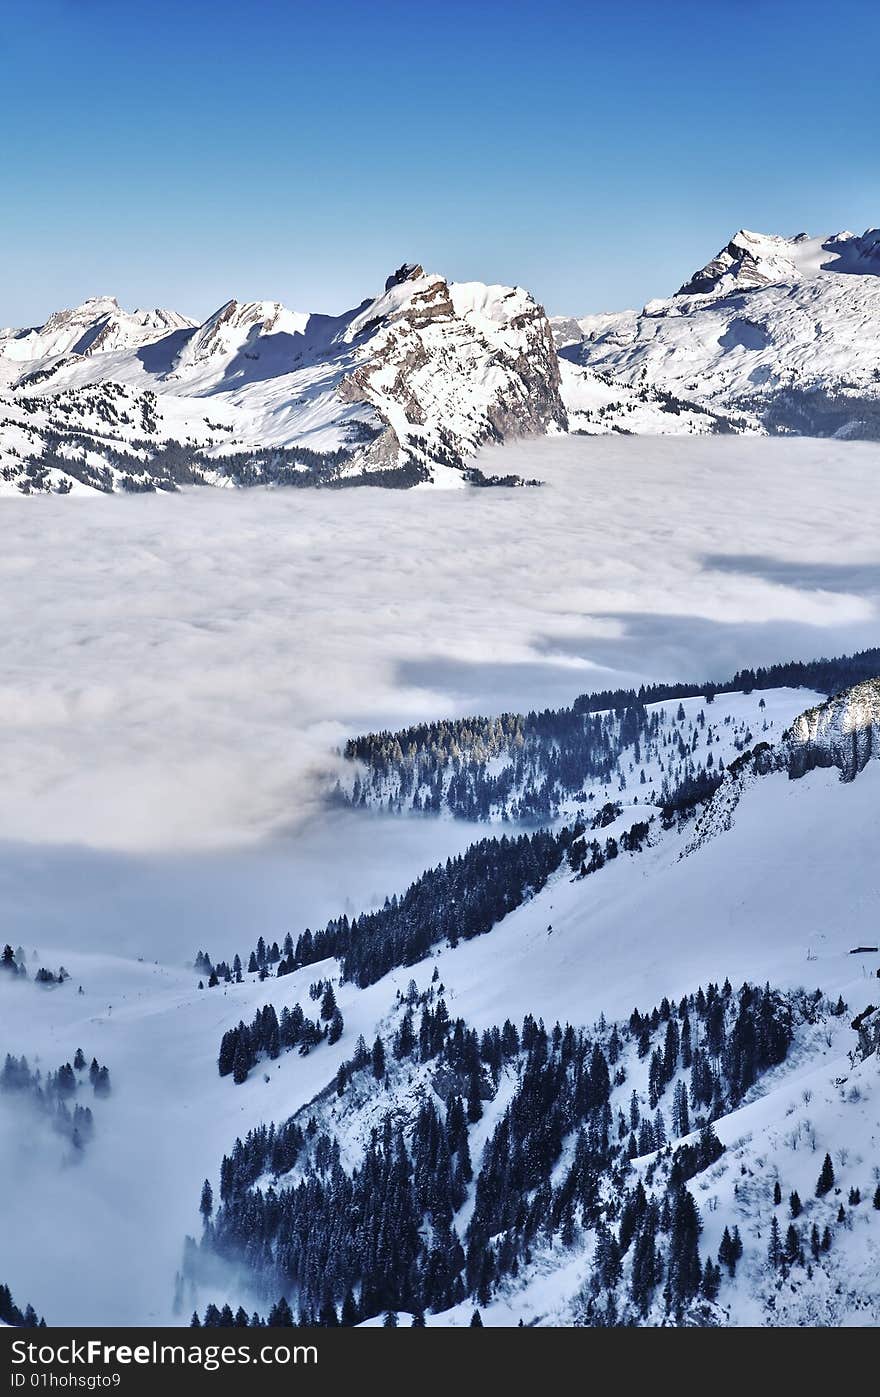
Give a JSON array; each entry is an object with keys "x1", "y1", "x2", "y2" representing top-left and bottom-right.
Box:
[
  {"x1": 676, "y1": 228, "x2": 804, "y2": 298},
  {"x1": 384, "y1": 263, "x2": 424, "y2": 291},
  {"x1": 41, "y1": 295, "x2": 122, "y2": 331}
]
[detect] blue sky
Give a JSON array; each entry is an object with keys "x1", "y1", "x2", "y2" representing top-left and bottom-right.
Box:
[{"x1": 3, "y1": 0, "x2": 878, "y2": 325}]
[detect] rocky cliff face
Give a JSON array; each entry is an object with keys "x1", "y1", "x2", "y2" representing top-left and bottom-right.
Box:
[
  {"x1": 338, "y1": 271, "x2": 567, "y2": 476},
  {"x1": 785, "y1": 679, "x2": 880, "y2": 782},
  {"x1": 686, "y1": 679, "x2": 880, "y2": 854}
]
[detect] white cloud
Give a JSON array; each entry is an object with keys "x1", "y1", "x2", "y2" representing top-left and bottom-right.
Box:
[{"x1": 1, "y1": 434, "x2": 878, "y2": 852}]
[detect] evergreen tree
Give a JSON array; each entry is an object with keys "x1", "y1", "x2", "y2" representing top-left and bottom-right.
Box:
[
  {"x1": 671, "y1": 1080, "x2": 689, "y2": 1138},
  {"x1": 233, "y1": 1035, "x2": 251, "y2": 1086},
  {"x1": 701, "y1": 1257, "x2": 720, "y2": 1301},
  {"x1": 815, "y1": 1153, "x2": 835, "y2": 1197},
  {"x1": 784, "y1": 1223, "x2": 802, "y2": 1267},
  {"x1": 267, "y1": 1298, "x2": 294, "y2": 1326},
  {"x1": 667, "y1": 1186, "x2": 702, "y2": 1304},
  {"x1": 371, "y1": 1036, "x2": 386, "y2": 1080},
  {"x1": 200, "y1": 1179, "x2": 213, "y2": 1223},
  {"x1": 767, "y1": 1215, "x2": 782, "y2": 1270},
  {"x1": 320, "y1": 984, "x2": 337, "y2": 1021},
  {"x1": 341, "y1": 1290, "x2": 359, "y2": 1326},
  {"x1": 718, "y1": 1225, "x2": 739, "y2": 1277}
]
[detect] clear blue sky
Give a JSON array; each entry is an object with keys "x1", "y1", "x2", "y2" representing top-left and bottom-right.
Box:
[{"x1": 3, "y1": 0, "x2": 878, "y2": 325}]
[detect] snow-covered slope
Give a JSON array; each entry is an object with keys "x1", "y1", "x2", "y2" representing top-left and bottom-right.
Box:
[
  {"x1": 0, "y1": 264, "x2": 566, "y2": 494},
  {"x1": 556, "y1": 226, "x2": 880, "y2": 439},
  {"x1": 5, "y1": 679, "x2": 880, "y2": 1327},
  {"x1": 690, "y1": 677, "x2": 880, "y2": 851}
]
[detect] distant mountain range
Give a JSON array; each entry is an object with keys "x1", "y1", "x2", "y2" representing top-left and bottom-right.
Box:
[
  {"x1": 554, "y1": 227, "x2": 880, "y2": 440},
  {"x1": 3, "y1": 227, "x2": 879, "y2": 494}
]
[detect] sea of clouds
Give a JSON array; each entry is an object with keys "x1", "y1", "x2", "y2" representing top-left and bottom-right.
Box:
[{"x1": 3, "y1": 434, "x2": 879, "y2": 857}]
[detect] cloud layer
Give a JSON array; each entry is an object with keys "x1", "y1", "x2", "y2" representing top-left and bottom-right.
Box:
[{"x1": 2, "y1": 434, "x2": 879, "y2": 852}]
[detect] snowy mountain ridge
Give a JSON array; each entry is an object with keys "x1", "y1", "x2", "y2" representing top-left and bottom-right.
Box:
[
  {"x1": 557, "y1": 223, "x2": 880, "y2": 440},
  {"x1": 0, "y1": 263, "x2": 566, "y2": 494},
  {"x1": 1, "y1": 296, "x2": 196, "y2": 365},
  {"x1": 5, "y1": 218, "x2": 880, "y2": 493}
]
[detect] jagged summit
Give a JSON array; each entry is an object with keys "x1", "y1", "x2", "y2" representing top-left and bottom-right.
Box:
[
  {"x1": 384, "y1": 262, "x2": 424, "y2": 290},
  {"x1": 677, "y1": 226, "x2": 880, "y2": 299},
  {"x1": 676, "y1": 229, "x2": 809, "y2": 298}
]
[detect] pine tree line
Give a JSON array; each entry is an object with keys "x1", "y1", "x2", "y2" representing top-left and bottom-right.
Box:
[
  {"x1": 338, "y1": 647, "x2": 880, "y2": 821},
  {"x1": 206, "y1": 826, "x2": 570, "y2": 995}
]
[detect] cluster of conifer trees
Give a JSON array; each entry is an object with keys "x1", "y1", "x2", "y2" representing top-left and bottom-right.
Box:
[
  {"x1": 218, "y1": 985, "x2": 344, "y2": 1085},
  {"x1": 0, "y1": 1282, "x2": 44, "y2": 1328},
  {"x1": 339, "y1": 646, "x2": 880, "y2": 822},
  {"x1": 193, "y1": 977, "x2": 808, "y2": 1326},
  {"x1": 343, "y1": 704, "x2": 683, "y2": 821},
  {"x1": 27, "y1": 428, "x2": 360, "y2": 495},
  {"x1": 215, "y1": 827, "x2": 569, "y2": 994},
  {"x1": 1, "y1": 943, "x2": 69, "y2": 985},
  {"x1": 1, "y1": 1049, "x2": 109, "y2": 1153}
]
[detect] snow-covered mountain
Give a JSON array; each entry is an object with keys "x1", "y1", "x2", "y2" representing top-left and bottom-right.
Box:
[
  {"x1": 4, "y1": 224, "x2": 880, "y2": 494},
  {"x1": 5, "y1": 665, "x2": 880, "y2": 1328},
  {"x1": 556, "y1": 226, "x2": 880, "y2": 440},
  {"x1": 0, "y1": 296, "x2": 196, "y2": 367},
  {"x1": 0, "y1": 264, "x2": 566, "y2": 494}
]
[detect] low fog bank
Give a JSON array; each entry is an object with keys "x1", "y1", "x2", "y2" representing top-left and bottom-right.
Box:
[
  {"x1": 2, "y1": 435, "x2": 879, "y2": 857},
  {"x1": 0, "y1": 810, "x2": 490, "y2": 964}
]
